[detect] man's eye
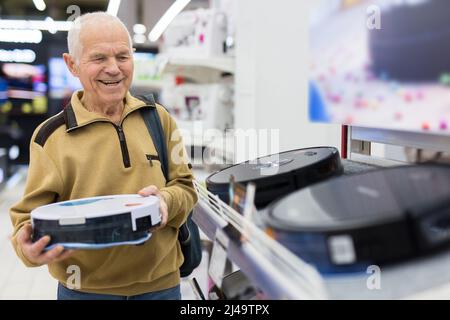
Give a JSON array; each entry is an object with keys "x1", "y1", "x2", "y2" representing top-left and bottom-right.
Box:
[
  {"x1": 118, "y1": 56, "x2": 129, "y2": 61},
  {"x1": 94, "y1": 57, "x2": 105, "y2": 61}
]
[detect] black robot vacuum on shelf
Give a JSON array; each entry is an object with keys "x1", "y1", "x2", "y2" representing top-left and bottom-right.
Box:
[
  {"x1": 263, "y1": 164, "x2": 450, "y2": 274},
  {"x1": 206, "y1": 147, "x2": 343, "y2": 209}
]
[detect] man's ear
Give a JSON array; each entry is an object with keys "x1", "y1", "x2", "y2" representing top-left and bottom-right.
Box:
[{"x1": 63, "y1": 53, "x2": 79, "y2": 77}]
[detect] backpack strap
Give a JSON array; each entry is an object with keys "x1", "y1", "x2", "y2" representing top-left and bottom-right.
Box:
[
  {"x1": 137, "y1": 94, "x2": 169, "y2": 181},
  {"x1": 138, "y1": 95, "x2": 201, "y2": 277}
]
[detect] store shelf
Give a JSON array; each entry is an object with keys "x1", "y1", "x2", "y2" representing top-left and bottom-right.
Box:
[
  {"x1": 132, "y1": 79, "x2": 164, "y2": 91},
  {"x1": 162, "y1": 56, "x2": 234, "y2": 73},
  {"x1": 193, "y1": 180, "x2": 450, "y2": 300},
  {"x1": 192, "y1": 180, "x2": 327, "y2": 300},
  {"x1": 159, "y1": 55, "x2": 235, "y2": 83}
]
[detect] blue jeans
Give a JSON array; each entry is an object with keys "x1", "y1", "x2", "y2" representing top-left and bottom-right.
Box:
[{"x1": 57, "y1": 283, "x2": 181, "y2": 300}]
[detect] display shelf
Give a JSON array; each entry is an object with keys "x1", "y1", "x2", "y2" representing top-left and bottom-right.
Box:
[
  {"x1": 158, "y1": 55, "x2": 234, "y2": 83},
  {"x1": 162, "y1": 56, "x2": 234, "y2": 73},
  {"x1": 193, "y1": 162, "x2": 450, "y2": 299},
  {"x1": 192, "y1": 180, "x2": 327, "y2": 300},
  {"x1": 131, "y1": 80, "x2": 164, "y2": 91}
]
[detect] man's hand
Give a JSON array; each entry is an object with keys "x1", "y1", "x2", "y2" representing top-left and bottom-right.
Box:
[
  {"x1": 16, "y1": 224, "x2": 74, "y2": 266},
  {"x1": 138, "y1": 185, "x2": 168, "y2": 231}
]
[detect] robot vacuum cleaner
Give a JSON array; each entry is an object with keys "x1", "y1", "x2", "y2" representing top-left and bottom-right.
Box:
[
  {"x1": 264, "y1": 164, "x2": 450, "y2": 274},
  {"x1": 31, "y1": 194, "x2": 161, "y2": 250},
  {"x1": 206, "y1": 147, "x2": 343, "y2": 209}
]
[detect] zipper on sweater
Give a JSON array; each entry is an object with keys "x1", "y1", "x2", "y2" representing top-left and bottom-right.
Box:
[{"x1": 114, "y1": 125, "x2": 131, "y2": 168}]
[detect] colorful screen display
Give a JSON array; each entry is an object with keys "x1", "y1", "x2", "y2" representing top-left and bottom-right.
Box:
[
  {"x1": 48, "y1": 57, "x2": 81, "y2": 99},
  {"x1": 309, "y1": 0, "x2": 450, "y2": 135},
  {"x1": 0, "y1": 62, "x2": 47, "y2": 114}
]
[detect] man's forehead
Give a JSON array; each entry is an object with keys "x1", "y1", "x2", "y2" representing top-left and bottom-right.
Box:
[
  {"x1": 84, "y1": 43, "x2": 131, "y2": 56},
  {"x1": 79, "y1": 22, "x2": 130, "y2": 51}
]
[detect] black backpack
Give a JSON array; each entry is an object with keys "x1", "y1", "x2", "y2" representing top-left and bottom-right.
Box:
[{"x1": 138, "y1": 94, "x2": 202, "y2": 278}]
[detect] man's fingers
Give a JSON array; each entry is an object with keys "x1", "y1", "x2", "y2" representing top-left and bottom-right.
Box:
[
  {"x1": 29, "y1": 235, "x2": 51, "y2": 257},
  {"x1": 158, "y1": 198, "x2": 168, "y2": 228},
  {"x1": 149, "y1": 207, "x2": 168, "y2": 232},
  {"x1": 161, "y1": 208, "x2": 168, "y2": 227},
  {"x1": 138, "y1": 185, "x2": 159, "y2": 196},
  {"x1": 17, "y1": 225, "x2": 73, "y2": 265},
  {"x1": 17, "y1": 224, "x2": 33, "y2": 245},
  {"x1": 41, "y1": 245, "x2": 65, "y2": 263}
]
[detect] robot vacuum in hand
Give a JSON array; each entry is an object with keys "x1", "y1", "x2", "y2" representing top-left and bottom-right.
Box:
[{"x1": 31, "y1": 194, "x2": 161, "y2": 250}]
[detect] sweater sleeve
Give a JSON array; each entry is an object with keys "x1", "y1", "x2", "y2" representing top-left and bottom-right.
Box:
[
  {"x1": 9, "y1": 137, "x2": 64, "y2": 267},
  {"x1": 157, "y1": 106, "x2": 198, "y2": 229}
]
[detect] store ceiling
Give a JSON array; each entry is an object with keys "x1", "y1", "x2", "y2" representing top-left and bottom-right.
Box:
[
  {"x1": 0, "y1": 0, "x2": 209, "y2": 21},
  {"x1": 0, "y1": 0, "x2": 108, "y2": 20}
]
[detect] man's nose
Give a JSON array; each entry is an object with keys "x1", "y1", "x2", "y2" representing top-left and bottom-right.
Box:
[{"x1": 104, "y1": 58, "x2": 121, "y2": 75}]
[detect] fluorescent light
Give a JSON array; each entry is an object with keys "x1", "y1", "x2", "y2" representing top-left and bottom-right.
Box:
[
  {"x1": 33, "y1": 0, "x2": 46, "y2": 11},
  {"x1": 0, "y1": 29, "x2": 42, "y2": 43},
  {"x1": 0, "y1": 19, "x2": 72, "y2": 31},
  {"x1": 148, "y1": 0, "x2": 191, "y2": 42},
  {"x1": 45, "y1": 17, "x2": 57, "y2": 34},
  {"x1": 133, "y1": 24, "x2": 146, "y2": 35},
  {"x1": 0, "y1": 49, "x2": 36, "y2": 63},
  {"x1": 107, "y1": 0, "x2": 121, "y2": 17},
  {"x1": 133, "y1": 34, "x2": 146, "y2": 44}
]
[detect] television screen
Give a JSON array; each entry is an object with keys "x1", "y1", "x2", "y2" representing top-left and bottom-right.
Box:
[
  {"x1": 0, "y1": 62, "x2": 47, "y2": 114},
  {"x1": 48, "y1": 57, "x2": 82, "y2": 99},
  {"x1": 309, "y1": 0, "x2": 450, "y2": 135},
  {"x1": 132, "y1": 52, "x2": 159, "y2": 86}
]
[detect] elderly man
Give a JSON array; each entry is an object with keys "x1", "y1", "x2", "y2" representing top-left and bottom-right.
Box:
[{"x1": 9, "y1": 12, "x2": 197, "y2": 300}]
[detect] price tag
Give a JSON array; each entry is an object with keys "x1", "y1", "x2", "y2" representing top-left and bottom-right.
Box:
[{"x1": 208, "y1": 228, "x2": 230, "y2": 288}]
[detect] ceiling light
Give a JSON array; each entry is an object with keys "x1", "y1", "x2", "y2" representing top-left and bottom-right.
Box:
[
  {"x1": 33, "y1": 0, "x2": 46, "y2": 11},
  {"x1": 0, "y1": 49, "x2": 36, "y2": 63},
  {"x1": 0, "y1": 19, "x2": 72, "y2": 32},
  {"x1": 148, "y1": 0, "x2": 191, "y2": 42},
  {"x1": 107, "y1": 0, "x2": 121, "y2": 17},
  {"x1": 133, "y1": 34, "x2": 146, "y2": 44},
  {"x1": 45, "y1": 17, "x2": 57, "y2": 34},
  {"x1": 133, "y1": 24, "x2": 146, "y2": 35},
  {"x1": 0, "y1": 29, "x2": 43, "y2": 43}
]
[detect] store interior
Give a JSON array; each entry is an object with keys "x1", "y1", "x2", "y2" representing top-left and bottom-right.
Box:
[{"x1": 1, "y1": 0, "x2": 450, "y2": 300}]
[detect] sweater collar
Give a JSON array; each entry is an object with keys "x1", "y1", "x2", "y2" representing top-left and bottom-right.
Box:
[{"x1": 64, "y1": 90, "x2": 154, "y2": 132}]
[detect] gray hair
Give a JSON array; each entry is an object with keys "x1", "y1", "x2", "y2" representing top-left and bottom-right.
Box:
[{"x1": 67, "y1": 12, "x2": 133, "y2": 63}]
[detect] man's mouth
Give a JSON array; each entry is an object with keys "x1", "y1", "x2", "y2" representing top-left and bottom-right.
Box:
[{"x1": 98, "y1": 79, "x2": 122, "y2": 86}]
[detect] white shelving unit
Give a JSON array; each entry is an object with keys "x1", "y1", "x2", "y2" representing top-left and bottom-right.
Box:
[
  {"x1": 132, "y1": 80, "x2": 165, "y2": 91},
  {"x1": 161, "y1": 56, "x2": 235, "y2": 73},
  {"x1": 157, "y1": 54, "x2": 236, "y2": 164},
  {"x1": 158, "y1": 54, "x2": 234, "y2": 83}
]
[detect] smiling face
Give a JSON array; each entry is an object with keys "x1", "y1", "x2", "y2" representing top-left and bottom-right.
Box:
[{"x1": 64, "y1": 21, "x2": 133, "y2": 107}]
